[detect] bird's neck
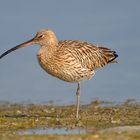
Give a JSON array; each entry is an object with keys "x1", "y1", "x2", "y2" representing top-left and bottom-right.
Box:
[{"x1": 38, "y1": 44, "x2": 57, "y2": 59}]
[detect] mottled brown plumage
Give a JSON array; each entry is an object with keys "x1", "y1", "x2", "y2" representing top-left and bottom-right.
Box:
[
  {"x1": 0, "y1": 29, "x2": 118, "y2": 119},
  {"x1": 37, "y1": 40, "x2": 117, "y2": 83}
]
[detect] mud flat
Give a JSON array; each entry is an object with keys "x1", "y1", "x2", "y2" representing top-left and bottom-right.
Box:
[{"x1": 0, "y1": 100, "x2": 140, "y2": 140}]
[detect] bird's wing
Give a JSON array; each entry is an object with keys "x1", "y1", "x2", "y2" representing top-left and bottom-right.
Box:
[{"x1": 57, "y1": 40, "x2": 112, "y2": 70}]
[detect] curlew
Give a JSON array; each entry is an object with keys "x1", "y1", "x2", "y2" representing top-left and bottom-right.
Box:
[{"x1": 0, "y1": 29, "x2": 118, "y2": 119}]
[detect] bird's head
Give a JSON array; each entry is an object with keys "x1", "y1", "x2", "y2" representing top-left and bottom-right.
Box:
[
  {"x1": 0, "y1": 29, "x2": 58, "y2": 59},
  {"x1": 34, "y1": 29, "x2": 58, "y2": 46}
]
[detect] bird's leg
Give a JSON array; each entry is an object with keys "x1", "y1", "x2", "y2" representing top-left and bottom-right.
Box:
[{"x1": 76, "y1": 82, "x2": 80, "y2": 119}]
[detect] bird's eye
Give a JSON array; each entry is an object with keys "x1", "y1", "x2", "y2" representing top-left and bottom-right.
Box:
[{"x1": 38, "y1": 35, "x2": 44, "y2": 38}]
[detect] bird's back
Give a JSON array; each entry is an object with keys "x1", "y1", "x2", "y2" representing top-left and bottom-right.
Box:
[{"x1": 57, "y1": 40, "x2": 118, "y2": 70}]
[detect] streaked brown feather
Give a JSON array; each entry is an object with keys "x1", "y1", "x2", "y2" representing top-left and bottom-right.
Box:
[{"x1": 37, "y1": 39, "x2": 118, "y2": 83}]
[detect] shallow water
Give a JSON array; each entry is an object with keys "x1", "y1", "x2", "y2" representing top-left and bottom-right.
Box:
[
  {"x1": 18, "y1": 126, "x2": 140, "y2": 135},
  {"x1": 18, "y1": 127, "x2": 86, "y2": 135}
]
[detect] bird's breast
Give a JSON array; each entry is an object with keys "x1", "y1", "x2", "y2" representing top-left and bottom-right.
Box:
[
  {"x1": 37, "y1": 52, "x2": 59, "y2": 77},
  {"x1": 37, "y1": 50, "x2": 95, "y2": 83}
]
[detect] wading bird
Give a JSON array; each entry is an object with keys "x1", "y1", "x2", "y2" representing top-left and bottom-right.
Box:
[{"x1": 0, "y1": 29, "x2": 118, "y2": 119}]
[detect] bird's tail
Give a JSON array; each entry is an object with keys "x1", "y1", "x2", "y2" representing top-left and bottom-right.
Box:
[{"x1": 98, "y1": 47, "x2": 118, "y2": 64}]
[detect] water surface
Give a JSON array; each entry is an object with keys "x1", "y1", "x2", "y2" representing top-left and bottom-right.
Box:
[{"x1": 0, "y1": 1, "x2": 140, "y2": 104}]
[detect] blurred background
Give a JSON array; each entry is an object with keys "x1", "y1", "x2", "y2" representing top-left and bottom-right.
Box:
[{"x1": 0, "y1": 0, "x2": 140, "y2": 104}]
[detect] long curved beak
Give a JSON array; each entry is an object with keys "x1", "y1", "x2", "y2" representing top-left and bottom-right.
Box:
[{"x1": 0, "y1": 38, "x2": 35, "y2": 59}]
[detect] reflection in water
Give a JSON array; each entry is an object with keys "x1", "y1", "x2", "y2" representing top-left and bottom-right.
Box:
[
  {"x1": 18, "y1": 125, "x2": 140, "y2": 135},
  {"x1": 18, "y1": 127, "x2": 86, "y2": 135}
]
